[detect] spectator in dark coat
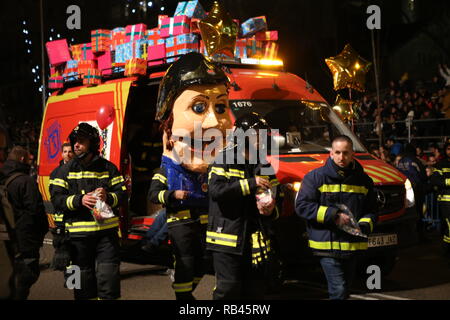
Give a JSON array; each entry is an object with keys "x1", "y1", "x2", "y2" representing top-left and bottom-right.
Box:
[{"x1": 0, "y1": 146, "x2": 48, "y2": 299}]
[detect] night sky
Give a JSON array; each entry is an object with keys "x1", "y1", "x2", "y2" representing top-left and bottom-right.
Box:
[{"x1": 0, "y1": 0, "x2": 449, "y2": 121}]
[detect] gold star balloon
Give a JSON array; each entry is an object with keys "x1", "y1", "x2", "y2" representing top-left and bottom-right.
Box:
[
  {"x1": 325, "y1": 44, "x2": 372, "y2": 92},
  {"x1": 199, "y1": 1, "x2": 238, "y2": 58},
  {"x1": 332, "y1": 95, "x2": 356, "y2": 121}
]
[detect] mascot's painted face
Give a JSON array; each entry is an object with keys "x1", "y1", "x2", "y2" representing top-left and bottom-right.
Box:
[{"x1": 163, "y1": 83, "x2": 232, "y2": 173}]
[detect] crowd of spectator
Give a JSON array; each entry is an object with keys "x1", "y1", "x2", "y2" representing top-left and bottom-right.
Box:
[{"x1": 355, "y1": 64, "x2": 450, "y2": 147}]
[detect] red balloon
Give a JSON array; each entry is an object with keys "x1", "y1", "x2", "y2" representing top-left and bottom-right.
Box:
[{"x1": 96, "y1": 105, "x2": 115, "y2": 130}]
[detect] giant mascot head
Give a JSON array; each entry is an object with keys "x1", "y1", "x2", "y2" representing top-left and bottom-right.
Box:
[{"x1": 155, "y1": 52, "x2": 233, "y2": 173}]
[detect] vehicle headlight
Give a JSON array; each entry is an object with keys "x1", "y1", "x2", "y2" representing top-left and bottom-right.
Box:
[
  {"x1": 293, "y1": 181, "x2": 302, "y2": 192},
  {"x1": 404, "y1": 178, "x2": 415, "y2": 208}
]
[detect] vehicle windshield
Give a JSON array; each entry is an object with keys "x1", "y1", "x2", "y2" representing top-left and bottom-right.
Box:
[{"x1": 230, "y1": 100, "x2": 367, "y2": 154}]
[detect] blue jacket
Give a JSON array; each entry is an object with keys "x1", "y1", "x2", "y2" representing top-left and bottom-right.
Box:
[{"x1": 295, "y1": 157, "x2": 377, "y2": 258}]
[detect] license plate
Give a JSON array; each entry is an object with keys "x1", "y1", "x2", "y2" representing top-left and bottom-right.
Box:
[{"x1": 368, "y1": 233, "x2": 398, "y2": 248}]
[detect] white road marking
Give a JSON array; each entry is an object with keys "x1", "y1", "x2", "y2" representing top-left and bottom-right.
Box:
[
  {"x1": 350, "y1": 294, "x2": 379, "y2": 300},
  {"x1": 367, "y1": 293, "x2": 412, "y2": 300}
]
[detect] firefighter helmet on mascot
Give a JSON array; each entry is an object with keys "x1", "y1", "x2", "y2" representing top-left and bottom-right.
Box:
[
  {"x1": 155, "y1": 52, "x2": 230, "y2": 122},
  {"x1": 69, "y1": 122, "x2": 101, "y2": 158}
]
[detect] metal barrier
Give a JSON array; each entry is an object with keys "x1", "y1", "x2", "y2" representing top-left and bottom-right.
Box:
[
  {"x1": 354, "y1": 117, "x2": 450, "y2": 144},
  {"x1": 424, "y1": 193, "x2": 441, "y2": 231}
]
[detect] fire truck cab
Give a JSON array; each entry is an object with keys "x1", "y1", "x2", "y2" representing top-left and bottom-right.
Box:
[{"x1": 37, "y1": 57, "x2": 418, "y2": 275}]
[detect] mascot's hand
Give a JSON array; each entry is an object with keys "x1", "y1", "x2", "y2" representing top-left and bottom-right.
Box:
[{"x1": 174, "y1": 190, "x2": 190, "y2": 200}]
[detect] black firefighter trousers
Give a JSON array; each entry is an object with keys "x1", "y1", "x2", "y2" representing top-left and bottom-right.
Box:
[
  {"x1": 168, "y1": 220, "x2": 207, "y2": 300},
  {"x1": 69, "y1": 232, "x2": 120, "y2": 300},
  {"x1": 212, "y1": 248, "x2": 265, "y2": 300},
  {"x1": 439, "y1": 202, "x2": 450, "y2": 255}
]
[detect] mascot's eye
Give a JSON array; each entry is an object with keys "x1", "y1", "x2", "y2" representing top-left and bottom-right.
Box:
[
  {"x1": 192, "y1": 102, "x2": 207, "y2": 114},
  {"x1": 215, "y1": 103, "x2": 227, "y2": 114}
]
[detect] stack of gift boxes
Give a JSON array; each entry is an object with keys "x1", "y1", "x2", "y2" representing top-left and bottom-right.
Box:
[{"x1": 45, "y1": 0, "x2": 279, "y2": 90}]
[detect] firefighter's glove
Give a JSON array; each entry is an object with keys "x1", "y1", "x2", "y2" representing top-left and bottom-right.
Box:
[{"x1": 358, "y1": 222, "x2": 371, "y2": 236}]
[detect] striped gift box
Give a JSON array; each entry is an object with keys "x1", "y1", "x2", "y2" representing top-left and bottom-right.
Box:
[
  {"x1": 165, "y1": 33, "x2": 199, "y2": 63},
  {"x1": 262, "y1": 41, "x2": 279, "y2": 60},
  {"x1": 78, "y1": 60, "x2": 98, "y2": 78},
  {"x1": 246, "y1": 37, "x2": 264, "y2": 58},
  {"x1": 91, "y1": 29, "x2": 111, "y2": 53},
  {"x1": 111, "y1": 27, "x2": 126, "y2": 50},
  {"x1": 49, "y1": 76, "x2": 64, "y2": 89},
  {"x1": 82, "y1": 68, "x2": 101, "y2": 85},
  {"x1": 125, "y1": 23, "x2": 147, "y2": 42},
  {"x1": 160, "y1": 16, "x2": 191, "y2": 38},
  {"x1": 255, "y1": 31, "x2": 278, "y2": 41},
  {"x1": 124, "y1": 58, "x2": 147, "y2": 76}
]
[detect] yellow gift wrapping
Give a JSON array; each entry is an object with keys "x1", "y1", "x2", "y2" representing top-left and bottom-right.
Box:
[{"x1": 124, "y1": 58, "x2": 147, "y2": 76}]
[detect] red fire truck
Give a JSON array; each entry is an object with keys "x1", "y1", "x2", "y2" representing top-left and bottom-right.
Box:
[{"x1": 37, "y1": 57, "x2": 417, "y2": 275}]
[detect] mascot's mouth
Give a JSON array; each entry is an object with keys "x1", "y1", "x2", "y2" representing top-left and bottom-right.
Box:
[{"x1": 188, "y1": 136, "x2": 220, "y2": 154}]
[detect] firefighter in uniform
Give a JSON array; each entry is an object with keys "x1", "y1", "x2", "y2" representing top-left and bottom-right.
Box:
[
  {"x1": 295, "y1": 135, "x2": 377, "y2": 300},
  {"x1": 430, "y1": 142, "x2": 450, "y2": 257},
  {"x1": 207, "y1": 112, "x2": 280, "y2": 300},
  {"x1": 154, "y1": 52, "x2": 233, "y2": 299},
  {"x1": 50, "y1": 123, "x2": 127, "y2": 300},
  {"x1": 49, "y1": 142, "x2": 73, "y2": 271}
]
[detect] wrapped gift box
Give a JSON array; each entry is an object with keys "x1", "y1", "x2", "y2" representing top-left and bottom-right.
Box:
[
  {"x1": 111, "y1": 27, "x2": 126, "y2": 50},
  {"x1": 146, "y1": 28, "x2": 162, "y2": 42},
  {"x1": 262, "y1": 41, "x2": 279, "y2": 60},
  {"x1": 49, "y1": 76, "x2": 64, "y2": 89},
  {"x1": 255, "y1": 30, "x2": 278, "y2": 41},
  {"x1": 91, "y1": 29, "x2": 111, "y2": 53},
  {"x1": 135, "y1": 39, "x2": 149, "y2": 59},
  {"x1": 158, "y1": 15, "x2": 168, "y2": 28},
  {"x1": 125, "y1": 23, "x2": 147, "y2": 42},
  {"x1": 246, "y1": 37, "x2": 264, "y2": 58},
  {"x1": 241, "y1": 16, "x2": 267, "y2": 37},
  {"x1": 80, "y1": 43, "x2": 95, "y2": 61},
  {"x1": 115, "y1": 42, "x2": 136, "y2": 63},
  {"x1": 148, "y1": 43, "x2": 166, "y2": 66},
  {"x1": 165, "y1": 33, "x2": 199, "y2": 63},
  {"x1": 125, "y1": 58, "x2": 147, "y2": 76},
  {"x1": 70, "y1": 44, "x2": 82, "y2": 61},
  {"x1": 46, "y1": 39, "x2": 71, "y2": 66},
  {"x1": 78, "y1": 60, "x2": 98, "y2": 77},
  {"x1": 82, "y1": 68, "x2": 101, "y2": 85},
  {"x1": 63, "y1": 60, "x2": 79, "y2": 81},
  {"x1": 160, "y1": 16, "x2": 191, "y2": 38},
  {"x1": 50, "y1": 65, "x2": 64, "y2": 77},
  {"x1": 174, "y1": 0, "x2": 207, "y2": 19},
  {"x1": 234, "y1": 39, "x2": 248, "y2": 59},
  {"x1": 97, "y1": 51, "x2": 115, "y2": 76}
]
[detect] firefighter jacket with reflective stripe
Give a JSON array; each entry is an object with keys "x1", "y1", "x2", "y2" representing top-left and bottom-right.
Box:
[
  {"x1": 207, "y1": 147, "x2": 280, "y2": 258},
  {"x1": 49, "y1": 160, "x2": 66, "y2": 229},
  {"x1": 149, "y1": 157, "x2": 208, "y2": 226},
  {"x1": 295, "y1": 157, "x2": 377, "y2": 259},
  {"x1": 430, "y1": 158, "x2": 450, "y2": 203},
  {"x1": 50, "y1": 156, "x2": 127, "y2": 237}
]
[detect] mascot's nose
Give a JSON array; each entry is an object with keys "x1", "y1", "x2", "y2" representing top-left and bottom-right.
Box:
[{"x1": 202, "y1": 111, "x2": 219, "y2": 129}]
